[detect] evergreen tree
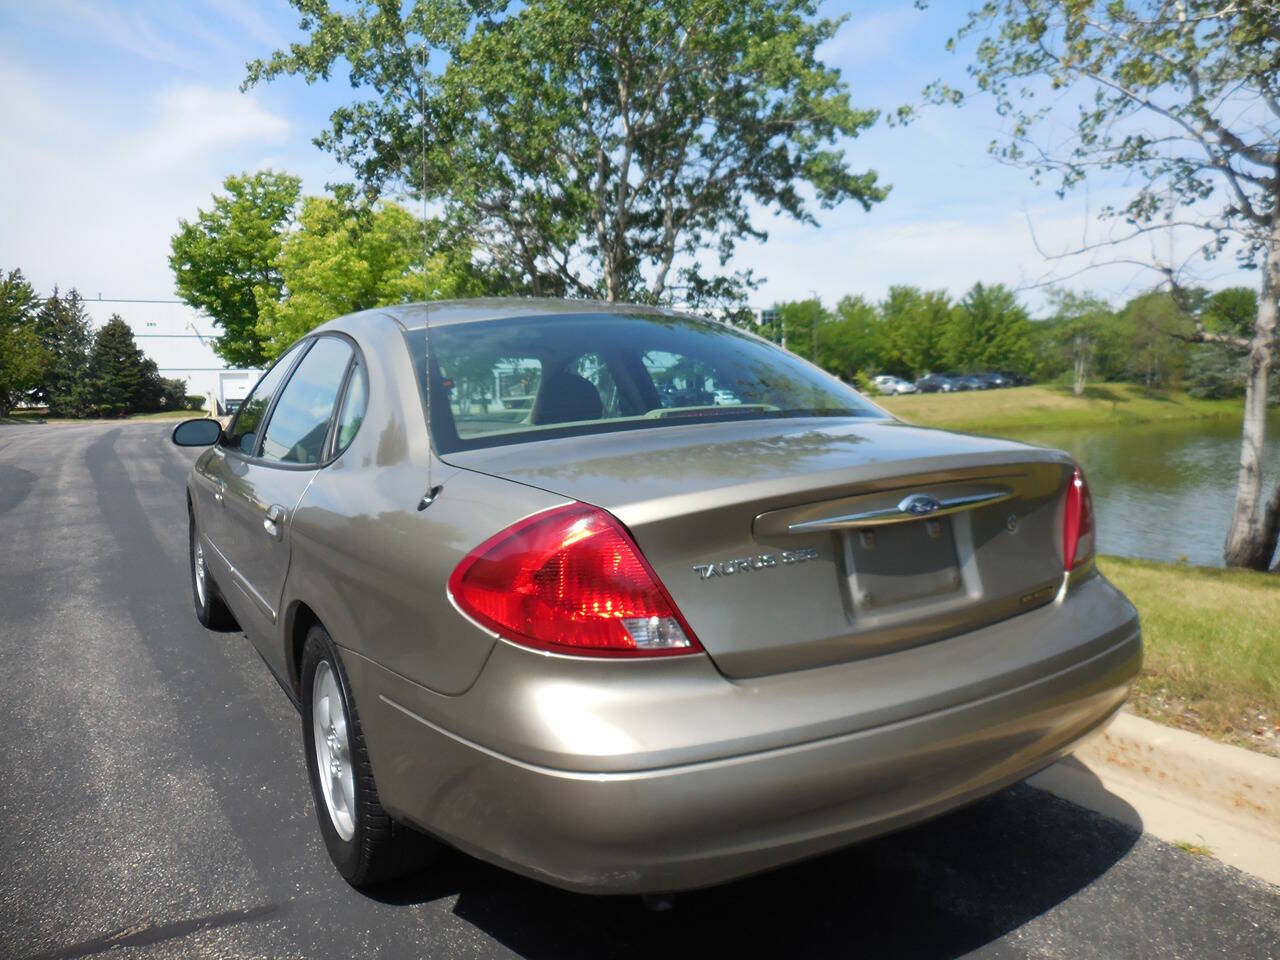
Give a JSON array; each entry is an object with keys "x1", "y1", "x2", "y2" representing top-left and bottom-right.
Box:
[
  {"x1": 89, "y1": 315, "x2": 159, "y2": 415},
  {"x1": 0, "y1": 268, "x2": 47, "y2": 417},
  {"x1": 34, "y1": 289, "x2": 94, "y2": 417},
  {"x1": 942, "y1": 283, "x2": 1033, "y2": 374}
]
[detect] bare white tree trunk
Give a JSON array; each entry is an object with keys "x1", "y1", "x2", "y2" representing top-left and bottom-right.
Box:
[
  {"x1": 1224, "y1": 215, "x2": 1280, "y2": 569},
  {"x1": 1072, "y1": 333, "x2": 1088, "y2": 396}
]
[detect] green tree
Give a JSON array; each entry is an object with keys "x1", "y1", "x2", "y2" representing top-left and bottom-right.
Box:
[
  {"x1": 1186, "y1": 346, "x2": 1248, "y2": 400},
  {"x1": 1121, "y1": 292, "x2": 1192, "y2": 391},
  {"x1": 159, "y1": 377, "x2": 190, "y2": 411},
  {"x1": 942, "y1": 283, "x2": 1033, "y2": 374},
  {"x1": 0, "y1": 269, "x2": 47, "y2": 418},
  {"x1": 170, "y1": 171, "x2": 302, "y2": 367},
  {"x1": 245, "y1": 0, "x2": 886, "y2": 310},
  {"x1": 925, "y1": 1, "x2": 1280, "y2": 567},
  {"x1": 1186, "y1": 287, "x2": 1263, "y2": 398},
  {"x1": 818, "y1": 295, "x2": 883, "y2": 381},
  {"x1": 34, "y1": 289, "x2": 94, "y2": 418},
  {"x1": 1202, "y1": 288, "x2": 1259, "y2": 339},
  {"x1": 878, "y1": 286, "x2": 952, "y2": 378},
  {"x1": 254, "y1": 198, "x2": 487, "y2": 358},
  {"x1": 772, "y1": 298, "x2": 829, "y2": 363},
  {"x1": 1044, "y1": 290, "x2": 1117, "y2": 395},
  {"x1": 89, "y1": 315, "x2": 163, "y2": 416}
]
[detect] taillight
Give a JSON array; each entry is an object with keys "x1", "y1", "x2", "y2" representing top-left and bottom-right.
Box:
[
  {"x1": 447, "y1": 503, "x2": 701, "y2": 657},
  {"x1": 1063, "y1": 466, "x2": 1095, "y2": 571}
]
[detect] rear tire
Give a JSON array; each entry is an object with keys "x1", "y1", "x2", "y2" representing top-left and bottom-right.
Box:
[
  {"x1": 189, "y1": 509, "x2": 236, "y2": 630},
  {"x1": 300, "y1": 625, "x2": 436, "y2": 888}
]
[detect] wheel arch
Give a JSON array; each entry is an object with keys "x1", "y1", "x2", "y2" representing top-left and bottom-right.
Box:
[{"x1": 285, "y1": 599, "x2": 322, "y2": 697}]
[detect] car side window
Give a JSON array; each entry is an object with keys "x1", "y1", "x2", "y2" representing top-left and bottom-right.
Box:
[
  {"x1": 222, "y1": 340, "x2": 309, "y2": 455},
  {"x1": 333, "y1": 359, "x2": 367, "y2": 455},
  {"x1": 259, "y1": 337, "x2": 354, "y2": 465}
]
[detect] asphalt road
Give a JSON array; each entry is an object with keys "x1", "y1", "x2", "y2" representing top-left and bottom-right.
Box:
[{"x1": 1, "y1": 420, "x2": 1277, "y2": 960}]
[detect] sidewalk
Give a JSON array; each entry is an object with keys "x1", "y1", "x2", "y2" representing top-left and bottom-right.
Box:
[{"x1": 1030, "y1": 711, "x2": 1280, "y2": 887}]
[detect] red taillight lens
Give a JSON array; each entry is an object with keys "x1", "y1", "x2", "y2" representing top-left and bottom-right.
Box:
[
  {"x1": 1063, "y1": 466, "x2": 1095, "y2": 571},
  {"x1": 447, "y1": 503, "x2": 701, "y2": 657}
]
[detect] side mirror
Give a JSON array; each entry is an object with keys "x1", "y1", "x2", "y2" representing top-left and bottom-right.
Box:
[{"x1": 172, "y1": 418, "x2": 223, "y2": 447}]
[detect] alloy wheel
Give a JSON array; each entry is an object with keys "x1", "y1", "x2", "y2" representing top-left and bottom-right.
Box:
[{"x1": 312, "y1": 660, "x2": 356, "y2": 841}]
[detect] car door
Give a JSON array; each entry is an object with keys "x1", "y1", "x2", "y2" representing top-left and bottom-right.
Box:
[
  {"x1": 218, "y1": 335, "x2": 356, "y2": 671},
  {"x1": 198, "y1": 340, "x2": 311, "y2": 585}
]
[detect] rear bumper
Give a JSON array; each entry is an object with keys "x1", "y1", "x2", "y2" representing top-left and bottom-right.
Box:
[{"x1": 352, "y1": 574, "x2": 1141, "y2": 894}]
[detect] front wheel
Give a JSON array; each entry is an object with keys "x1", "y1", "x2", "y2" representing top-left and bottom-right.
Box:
[{"x1": 300, "y1": 625, "x2": 436, "y2": 888}]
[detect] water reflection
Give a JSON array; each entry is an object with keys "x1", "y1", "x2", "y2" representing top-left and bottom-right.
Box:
[{"x1": 1009, "y1": 411, "x2": 1280, "y2": 567}]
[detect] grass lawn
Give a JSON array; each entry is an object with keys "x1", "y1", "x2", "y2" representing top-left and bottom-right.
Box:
[
  {"x1": 126, "y1": 409, "x2": 201, "y2": 420},
  {"x1": 879, "y1": 383, "x2": 1242, "y2": 434},
  {"x1": 1098, "y1": 555, "x2": 1280, "y2": 757},
  {"x1": 1, "y1": 409, "x2": 198, "y2": 424}
]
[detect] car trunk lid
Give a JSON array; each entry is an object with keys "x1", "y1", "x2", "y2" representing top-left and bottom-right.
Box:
[{"x1": 443, "y1": 417, "x2": 1075, "y2": 677}]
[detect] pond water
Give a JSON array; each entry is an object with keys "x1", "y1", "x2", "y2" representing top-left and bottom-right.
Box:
[{"x1": 1007, "y1": 412, "x2": 1280, "y2": 568}]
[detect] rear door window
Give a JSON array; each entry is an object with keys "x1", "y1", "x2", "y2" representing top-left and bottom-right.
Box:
[
  {"x1": 258, "y1": 337, "x2": 354, "y2": 465},
  {"x1": 333, "y1": 359, "x2": 368, "y2": 455}
]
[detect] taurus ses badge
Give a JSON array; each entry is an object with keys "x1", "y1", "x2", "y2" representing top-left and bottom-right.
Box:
[{"x1": 898, "y1": 493, "x2": 942, "y2": 516}]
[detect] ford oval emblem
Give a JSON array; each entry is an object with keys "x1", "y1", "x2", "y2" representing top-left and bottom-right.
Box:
[{"x1": 898, "y1": 493, "x2": 942, "y2": 516}]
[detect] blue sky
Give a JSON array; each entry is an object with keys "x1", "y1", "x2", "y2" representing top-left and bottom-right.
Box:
[{"x1": 0, "y1": 0, "x2": 1257, "y2": 317}]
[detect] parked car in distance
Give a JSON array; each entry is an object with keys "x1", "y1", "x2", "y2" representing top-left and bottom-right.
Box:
[
  {"x1": 711, "y1": 388, "x2": 742, "y2": 405},
  {"x1": 970, "y1": 372, "x2": 1009, "y2": 389},
  {"x1": 997, "y1": 370, "x2": 1032, "y2": 386},
  {"x1": 953, "y1": 374, "x2": 988, "y2": 391},
  {"x1": 916, "y1": 372, "x2": 976, "y2": 392},
  {"x1": 914, "y1": 373, "x2": 957, "y2": 393},
  {"x1": 171, "y1": 298, "x2": 1140, "y2": 896},
  {"x1": 872, "y1": 374, "x2": 918, "y2": 395}
]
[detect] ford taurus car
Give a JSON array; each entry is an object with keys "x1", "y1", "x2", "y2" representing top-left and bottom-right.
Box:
[{"x1": 171, "y1": 299, "x2": 1141, "y2": 894}]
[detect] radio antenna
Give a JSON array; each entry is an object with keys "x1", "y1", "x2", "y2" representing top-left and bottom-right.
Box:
[{"x1": 417, "y1": 30, "x2": 440, "y2": 509}]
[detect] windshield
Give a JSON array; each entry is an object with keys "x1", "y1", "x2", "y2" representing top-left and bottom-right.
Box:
[{"x1": 405, "y1": 312, "x2": 883, "y2": 453}]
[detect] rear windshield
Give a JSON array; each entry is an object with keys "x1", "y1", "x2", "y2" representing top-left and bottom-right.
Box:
[{"x1": 405, "y1": 312, "x2": 882, "y2": 453}]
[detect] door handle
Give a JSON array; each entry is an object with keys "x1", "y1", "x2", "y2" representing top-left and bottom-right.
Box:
[{"x1": 263, "y1": 504, "x2": 286, "y2": 540}]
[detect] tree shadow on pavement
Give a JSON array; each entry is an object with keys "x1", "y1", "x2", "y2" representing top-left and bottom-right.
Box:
[{"x1": 372, "y1": 779, "x2": 1141, "y2": 960}]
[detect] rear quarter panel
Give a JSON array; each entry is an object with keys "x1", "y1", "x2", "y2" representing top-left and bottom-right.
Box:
[{"x1": 277, "y1": 309, "x2": 570, "y2": 696}]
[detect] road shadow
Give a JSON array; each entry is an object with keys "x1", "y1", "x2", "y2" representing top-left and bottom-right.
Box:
[
  {"x1": 371, "y1": 777, "x2": 1142, "y2": 959},
  {"x1": 0, "y1": 464, "x2": 36, "y2": 514}
]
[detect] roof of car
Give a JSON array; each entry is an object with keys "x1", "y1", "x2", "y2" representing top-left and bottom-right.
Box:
[{"x1": 372, "y1": 298, "x2": 696, "y2": 330}]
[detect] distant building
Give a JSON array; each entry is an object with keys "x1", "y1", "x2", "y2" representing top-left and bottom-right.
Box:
[{"x1": 81, "y1": 300, "x2": 262, "y2": 414}]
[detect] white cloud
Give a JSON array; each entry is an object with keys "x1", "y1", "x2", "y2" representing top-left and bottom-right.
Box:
[
  {"x1": 819, "y1": 6, "x2": 921, "y2": 66},
  {"x1": 35, "y1": 0, "x2": 195, "y2": 68},
  {"x1": 206, "y1": 0, "x2": 285, "y2": 50},
  {"x1": 137, "y1": 86, "x2": 291, "y2": 167},
  {"x1": 739, "y1": 202, "x2": 1247, "y2": 313},
  {"x1": 0, "y1": 67, "x2": 292, "y2": 300}
]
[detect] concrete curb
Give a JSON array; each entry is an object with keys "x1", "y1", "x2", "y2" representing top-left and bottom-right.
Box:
[{"x1": 1030, "y1": 711, "x2": 1280, "y2": 887}]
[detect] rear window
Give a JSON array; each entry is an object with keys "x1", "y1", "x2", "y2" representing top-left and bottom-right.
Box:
[{"x1": 406, "y1": 312, "x2": 881, "y2": 453}]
